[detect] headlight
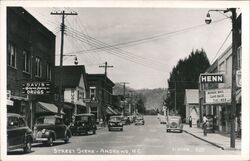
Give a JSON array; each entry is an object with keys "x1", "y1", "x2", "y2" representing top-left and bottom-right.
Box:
[
  {"x1": 119, "y1": 123, "x2": 123, "y2": 126},
  {"x1": 82, "y1": 123, "x2": 85, "y2": 126},
  {"x1": 109, "y1": 123, "x2": 114, "y2": 126}
]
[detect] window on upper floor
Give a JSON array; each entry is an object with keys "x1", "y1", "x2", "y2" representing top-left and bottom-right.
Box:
[
  {"x1": 46, "y1": 63, "x2": 52, "y2": 81},
  {"x1": 23, "y1": 50, "x2": 31, "y2": 73},
  {"x1": 7, "y1": 42, "x2": 17, "y2": 68},
  {"x1": 90, "y1": 87, "x2": 96, "y2": 100},
  {"x1": 35, "y1": 57, "x2": 42, "y2": 77}
]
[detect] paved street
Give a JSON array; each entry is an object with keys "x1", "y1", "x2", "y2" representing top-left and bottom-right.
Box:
[{"x1": 8, "y1": 116, "x2": 240, "y2": 155}]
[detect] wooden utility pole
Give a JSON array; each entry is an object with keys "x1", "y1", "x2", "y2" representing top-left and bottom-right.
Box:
[
  {"x1": 229, "y1": 8, "x2": 237, "y2": 149},
  {"x1": 51, "y1": 10, "x2": 77, "y2": 115},
  {"x1": 119, "y1": 82, "x2": 129, "y2": 116},
  {"x1": 99, "y1": 62, "x2": 113, "y2": 125}
]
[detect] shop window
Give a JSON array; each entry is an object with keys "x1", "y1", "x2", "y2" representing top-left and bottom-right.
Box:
[{"x1": 7, "y1": 42, "x2": 17, "y2": 68}]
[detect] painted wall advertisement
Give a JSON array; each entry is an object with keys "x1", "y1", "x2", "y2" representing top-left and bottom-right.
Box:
[{"x1": 205, "y1": 89, "x2": 231, "y2": 104}]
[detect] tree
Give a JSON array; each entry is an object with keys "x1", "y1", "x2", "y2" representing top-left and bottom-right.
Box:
[{"x1": 166, "y1": 49, "x2": 210, "y2": 118}]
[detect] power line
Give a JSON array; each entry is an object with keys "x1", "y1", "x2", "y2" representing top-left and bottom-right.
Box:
[
  {"x1": 211, "y1": 30, "x2": 232, "y2": 63},
  {"x1": 65, "y1": 28, "x2": 169, "y2": 68},
  {"x1": 65, "y1": 30, "x2": 167, "y2": 72},
  {"x1": 64, "y1": 17, "x2": 229, "y2": 55}
]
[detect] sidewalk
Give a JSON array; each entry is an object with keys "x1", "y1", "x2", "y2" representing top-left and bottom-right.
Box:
[{"x1": 183, "y1": 124, "x2": 241, "y2": 151}]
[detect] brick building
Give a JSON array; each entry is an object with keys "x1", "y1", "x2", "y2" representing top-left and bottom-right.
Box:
[
  {"x1": 86, "y1": 74, "x2": 116, "y2": 124},
  {"x1": 7, "y1": 7, "x2": 56, "y2": 127}
]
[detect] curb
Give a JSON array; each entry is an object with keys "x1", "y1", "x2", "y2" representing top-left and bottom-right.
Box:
[{"x1": 184, "y1": 130, "x2": 225, "y2": 150}]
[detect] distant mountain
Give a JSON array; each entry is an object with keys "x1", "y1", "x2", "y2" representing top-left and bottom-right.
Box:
[{"x1": 113, "y1": 84, "x2": 167, "y2": 110}]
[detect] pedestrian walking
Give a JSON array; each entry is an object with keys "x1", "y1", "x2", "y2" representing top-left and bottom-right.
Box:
[
  {"x1": 189, "y1": 116, "x2": 192, "y2": 128},
  {"x1": 203, "y1": 115, "x2": 208, "y2": 136}
]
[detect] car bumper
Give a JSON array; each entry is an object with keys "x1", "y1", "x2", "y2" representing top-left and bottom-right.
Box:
[
  {"x1": 35, "y1": 138, "x2": 49, "y2": 141},
  {"x1": 109, "y1": 126, "x2": 123, "y2": 129},
  {"x1": 70, "y1": 127, "x2": 88, "y2": 133}
]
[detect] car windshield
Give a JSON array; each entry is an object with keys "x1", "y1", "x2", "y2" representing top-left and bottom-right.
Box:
[
  {"x1": 110, "y1": 117, "x2": 122, "y2": 121},
  {"x1": 168, "y1": 116, "x2": 181, "y2": 122},
  {"x1": 75, "y1": 116, "x2": 89, "y2": 122},
  {"x1": 36, "y1": 117, "x2": 55, "y2": 125}
]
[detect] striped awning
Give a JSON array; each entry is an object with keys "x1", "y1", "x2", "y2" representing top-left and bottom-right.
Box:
[
  {"x1": 36, "y1": 102, "x2": 65, "y2": 114},
  {"x1": 106, "y1": 106, "x2": 118, "y2": 115}
]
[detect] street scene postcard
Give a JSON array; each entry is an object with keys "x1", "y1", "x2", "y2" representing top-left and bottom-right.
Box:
[{"x1": 0, "y1": 1, "x2": 249, "y2": 161}]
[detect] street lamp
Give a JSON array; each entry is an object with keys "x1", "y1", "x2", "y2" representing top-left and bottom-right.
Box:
[
  {"x1": 205, "y1": 13, "x2": 212, "y2": 24},
  {"x1": 74, "y1": 56, "x2": 78, "y2": 65},
  {"x1": 205, "y1": 8, "x2": 237, "y2": 148}
]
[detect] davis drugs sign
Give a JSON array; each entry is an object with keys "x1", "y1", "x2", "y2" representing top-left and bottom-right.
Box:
[{"x1": 22, "y1": 82, "x2": 51, "y2": 95}]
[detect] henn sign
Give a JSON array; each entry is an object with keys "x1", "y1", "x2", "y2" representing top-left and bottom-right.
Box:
[{"x1": 200, "y1": 74, "x2": 224, "y2": 83}]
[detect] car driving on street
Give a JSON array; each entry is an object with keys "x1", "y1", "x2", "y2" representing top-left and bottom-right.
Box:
[
  {"x1": 108, "y1": 116, "x2": 123, "y2": 131},
  {"x1": 33, "y1": 115, "x2": 72, "y2": 146},
  {"x1": 166, "y1": 115, "x2": 183, "y2": 133},
  {"x1": 7, "y1": 113, "x2": 34, "y2": 153},
  {"x1": 135, "y1": 116, "x2": 145, "y2": 125},
  {"x1": 70, "y1": 113, "x2": 97, "y2": 135}
]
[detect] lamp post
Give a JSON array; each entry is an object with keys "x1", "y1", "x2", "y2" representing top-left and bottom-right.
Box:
[{"x1": 205, "y1": 8, "x2": 237, "y2": 148}]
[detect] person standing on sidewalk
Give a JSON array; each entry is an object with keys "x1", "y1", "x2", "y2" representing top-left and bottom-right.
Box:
[
  {"x1": 189, "y1": 116, "x2": 192, "y2": 128},
  {"x1": 203, "y1": 115, "x2": 208, "y2": 136}
]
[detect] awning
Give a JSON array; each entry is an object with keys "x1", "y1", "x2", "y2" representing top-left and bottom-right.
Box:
[
  {"x1": 106, "y1": 106, "x2": 118, "y2": 115},
  {"x1": 62, "y1": 102, "x2": 74, "y2": 110},
  {"x1": 37, "y1": 102, "x2": 65, "y2": 114},
  {"x1": 11, "y1": 95, "x2": 28, "y2": 101}
]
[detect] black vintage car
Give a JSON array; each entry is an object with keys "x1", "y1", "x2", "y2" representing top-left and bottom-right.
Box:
[
  {"x1": 7, "y1": 113, "x2": 33, "y2": 153},
  {"x1": 33, "y1": 115, "x2": 72, "y2": 146},
  {"x1": 108, "y1": 116, "x2": 123, "y2": 131},
  {"x1": 70, "y1": 113, "x2": 97, "y2": 135}
]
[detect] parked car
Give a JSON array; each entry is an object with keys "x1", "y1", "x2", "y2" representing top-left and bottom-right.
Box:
[
  {"x1": 135, "y1": 116, "x2": 145, "y2": 125},
  {"x1": 108, "y1": 116, "x2": 123, "y2": 131},
  {"x1": 33, "y1": 115, "x2": 71, "y2": 146},
  {"x1": 70, "y1": 113, "x2": 97, "y2": 135},
  {"x1": 7, "y1": 113, "x2": 33, "y2": 153},
  {"x1": 121, "y1": 116, "x2": 130, "y2": 125},
  {"x1": 159, "y1": 115, "x2": 167, "y2": 124},
  {"x1": 166, "y1": 115, "x2": 183, "y2": 133}
]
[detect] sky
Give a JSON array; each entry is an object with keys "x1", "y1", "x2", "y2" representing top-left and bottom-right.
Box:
[{"x1": 25, "y1": 7, "x2": 233, "y2": 89}]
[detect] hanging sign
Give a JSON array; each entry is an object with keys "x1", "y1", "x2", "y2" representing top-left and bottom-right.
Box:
[
  {"x1": 205, "y1": 89, "x2": 231, "y2": 104},
  {"x1": 200, "y1": 73, "x2": 224, "y2": 83},
  {"x1": 22, "y1": 82, "x2": 51, "y2": 95}
]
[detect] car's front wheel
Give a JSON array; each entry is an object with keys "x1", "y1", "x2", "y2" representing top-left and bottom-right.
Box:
[
  {"x1": 64, "y1": 134, "x2": 69, "y2": 143},
  {"x1": 47, "y1": 136, "x2": 54, "y2": 146},
  {"x1": 23, "y1": 137, "x2": 32, "y2": 153}
]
